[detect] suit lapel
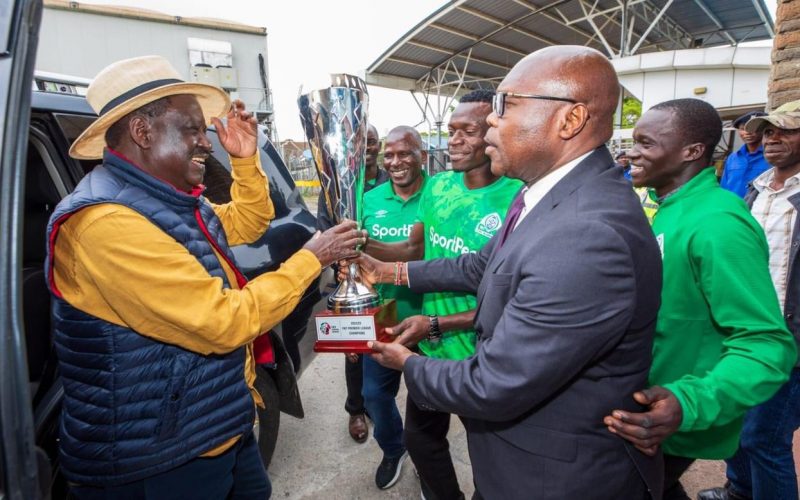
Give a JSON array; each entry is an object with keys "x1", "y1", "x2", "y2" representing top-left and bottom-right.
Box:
[{"x1": 474, "y1": 148, "x2": 613, "y2": 321}]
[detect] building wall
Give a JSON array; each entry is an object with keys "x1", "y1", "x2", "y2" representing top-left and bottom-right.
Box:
[
  {"x1": 36, "y1": 7, "x2": 271, "y2": 116},
  {"x1": 614, "y1": 47, "x2": 770, "y2": 112}
]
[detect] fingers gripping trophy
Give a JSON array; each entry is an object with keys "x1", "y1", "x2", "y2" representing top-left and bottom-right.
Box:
[{"x1": 298, "y1": 74, "x2": 397, "y2": 353}]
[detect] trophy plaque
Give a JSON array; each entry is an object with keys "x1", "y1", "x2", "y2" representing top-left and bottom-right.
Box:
[{"x1": 298, "y1": 74, "x2": 397, "y2": 353}]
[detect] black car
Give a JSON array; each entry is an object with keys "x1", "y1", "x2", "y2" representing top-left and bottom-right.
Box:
[{"x1": 0, "y1": 2, "x2": 324, "y2": 498}]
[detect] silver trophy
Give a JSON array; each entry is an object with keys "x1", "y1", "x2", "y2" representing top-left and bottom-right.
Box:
[{"x1": 299, "y1": 74, "x2": 380, "y2": 313}]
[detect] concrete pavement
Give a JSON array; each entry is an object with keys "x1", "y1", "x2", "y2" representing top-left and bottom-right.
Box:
[
  {"x1": 265, "y1": 349, "x2": 742, "y2": 499},
  {"x1": 268, "y1": 351, "x2": 474, "y2": 499}
]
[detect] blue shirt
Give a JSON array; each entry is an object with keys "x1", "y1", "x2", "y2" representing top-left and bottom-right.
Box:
[{"x1": 720, "y1": 144, "x2": 770, "y2": 198}]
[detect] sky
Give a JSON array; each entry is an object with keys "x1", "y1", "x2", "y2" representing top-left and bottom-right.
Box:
[
  {"x1": 85, "y1": 0, "x2": 778, "y2": 142},
  {"x1": 85, "y1": 0, "x2": 444, "y2": 141}
]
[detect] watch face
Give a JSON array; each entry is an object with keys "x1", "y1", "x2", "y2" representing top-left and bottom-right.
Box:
[{"x1": 427, "y1": 315, "x2": 442, "y2": 342}]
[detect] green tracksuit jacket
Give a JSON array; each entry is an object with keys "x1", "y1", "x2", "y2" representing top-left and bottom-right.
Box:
[{"x1": 650, "y1": 168, "x2": 797, "y2": 459}]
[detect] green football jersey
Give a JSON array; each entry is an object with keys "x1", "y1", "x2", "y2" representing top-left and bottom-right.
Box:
[
  {"x1": 417, "y1": 171, "x2": 522, "y2": 360},
  {"x1": 362, "y1": 177, "x2": 426, "y2": 321}
]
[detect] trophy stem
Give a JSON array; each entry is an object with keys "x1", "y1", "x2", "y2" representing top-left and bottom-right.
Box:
[{"x1": 327, "y1": 263, "x2": 381, "y2": 313}]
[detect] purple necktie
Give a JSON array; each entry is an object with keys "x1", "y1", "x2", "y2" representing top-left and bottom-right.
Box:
[{"x1": 498, "y1": 190, "x2": 527, "y2": 247}]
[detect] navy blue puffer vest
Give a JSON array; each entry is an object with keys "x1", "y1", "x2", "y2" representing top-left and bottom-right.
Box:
[{"x1": 45, "y1": 150, "x2": 255, "y2": 486}]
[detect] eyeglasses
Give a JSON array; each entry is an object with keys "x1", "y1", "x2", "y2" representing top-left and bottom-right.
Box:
[{"x1": 492, "y1": 91, "x2": 577, "y2": 118}]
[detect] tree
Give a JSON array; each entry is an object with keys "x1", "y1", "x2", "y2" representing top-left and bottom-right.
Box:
[
  {"x1": 621, "y1": 96, "x2": 642, "y2": 128},
  {"x1": 768, "y1": 1, "x2": 800, "y2": 109}
]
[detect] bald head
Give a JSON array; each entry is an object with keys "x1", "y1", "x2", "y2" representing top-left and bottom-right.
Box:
[
  {"x1": 484, "y1": 46, "x2": 620, "y2": 183},
  {"x1": 513, "y1": 46, "x2": 619, "y2": 141},
  {"x1": 386, "y1": 126, "x2": 424, "y2": 150}
]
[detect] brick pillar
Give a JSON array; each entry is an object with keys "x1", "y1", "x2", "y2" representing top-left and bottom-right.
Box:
[{"x1": 769, "y1": 0, "x2": 800, "y2": 110}]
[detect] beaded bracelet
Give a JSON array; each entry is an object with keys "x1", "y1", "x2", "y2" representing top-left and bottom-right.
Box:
[{"x1": 394, "y1": 262, "x2": 403, "y2": 286}]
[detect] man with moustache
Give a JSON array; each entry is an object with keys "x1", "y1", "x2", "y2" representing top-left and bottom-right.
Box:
[
  {"x1": 719, "y1": 111, "x2": 769, "y2": 198},
  {"x1": 317, "y1": 124, "x2": 388, "y2": 444},
  {"x1": 47, "y1": 56, "x2": 364, "y2": 498},
  {"x1": 356, "y1": 46, "x2": 664, "y2": 499},
  {"x1": 365, "y1": 90, "x2": 521, "y2": 500},
  {"x1": 358, "y1": 125, "x2": 427, "y2": 489},
  {"x1": 603, "y1": 99, "x2": 795, "y2": 500},
  {"x1": 699, "y1": 102, "x2": 800, "y2": 500}
]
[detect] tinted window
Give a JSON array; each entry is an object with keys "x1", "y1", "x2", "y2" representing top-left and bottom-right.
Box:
[{"x1": 54, "y1": 113, "x2": 99, "y2": 175}]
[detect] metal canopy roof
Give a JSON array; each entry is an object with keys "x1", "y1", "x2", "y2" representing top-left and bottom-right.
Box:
[{"x1": 366, "y1": 0, "x2": 774, "y2": 94}]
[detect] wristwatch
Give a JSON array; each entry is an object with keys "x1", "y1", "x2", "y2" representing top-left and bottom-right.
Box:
[{"x1": 428, "y1": 315, "x2": 442, "y2": 342}]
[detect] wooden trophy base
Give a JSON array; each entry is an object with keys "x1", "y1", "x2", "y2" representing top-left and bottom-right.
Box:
[{"x1": 313, "y1": 299, "x2": 397, "y2": 353}]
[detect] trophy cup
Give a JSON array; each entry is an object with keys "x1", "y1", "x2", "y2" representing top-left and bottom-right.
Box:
[{"x1": 298, "y1": 74, "x2": 397, "y2": 353}]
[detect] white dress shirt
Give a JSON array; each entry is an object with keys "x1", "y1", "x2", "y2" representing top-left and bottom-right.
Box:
[
  {"x1": 751, "y1": 168, "x2": 800, "y2": 312},
  {"x1": 514, "y1": 151, "x2": 592, "y2": 230}
]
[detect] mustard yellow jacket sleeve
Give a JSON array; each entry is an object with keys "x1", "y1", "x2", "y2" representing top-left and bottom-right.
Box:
[
  {"x1": 211, "y1": 153, "x2": 275, "y2": 246},
  {"x1": 53, "y1": 204, "x2": 321, "y2": 355}
]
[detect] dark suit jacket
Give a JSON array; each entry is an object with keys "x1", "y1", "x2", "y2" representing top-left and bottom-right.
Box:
[{"x1": 405, "y1": 147, "x2": 664, "y2": 500}]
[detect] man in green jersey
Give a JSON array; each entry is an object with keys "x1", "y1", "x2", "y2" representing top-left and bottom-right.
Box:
[
  {"x1": 603, "y1": 99, "x2": 796, "y2": 500},
  {"x1": 360, "y1": 126, "x2": 426, "y2": 490},
  {"x1": 366, "y1": 90, "x2": 522, "y2": 500}
]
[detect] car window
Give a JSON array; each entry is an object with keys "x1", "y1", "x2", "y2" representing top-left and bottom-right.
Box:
[{"x1": 53, "y1": 112, "x2": 100, "y2": 175}]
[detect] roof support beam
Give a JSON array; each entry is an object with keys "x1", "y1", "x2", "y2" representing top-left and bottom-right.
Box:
[
  {"x1": 429, "y1": 22, "x2": 528, "y2": 57},
  {"x1": 750, "y1": 0, "x2": 774, "y2": 38},
  {"x1": 510, "y1": 0, "x2": 612, "y2": 52},
  {"x1": 366, "y1": 0, "x2": 471, "y2": 74},
  {"x1": 406, "y1": 39, "x2": 453, "y2": 55},
  {"x1": 406, "y1": 40, "x2": 513, "y2": 70},
  {"x1": 692, "y1": 0, "x2": 737, "y2": 45},
  {"x1": 567, "y1": 0, "x2": 646, "y2": 25},
  {"x1": 628, "y1": 1, "x2": 688, "y2": 49},
  {"x1": 423, "y1": 0, "x2": 571, "y2": 91},
  {"x1": 388, "y1": 55, "x2": 491, "y2": 83},
  {"x1": 578, "y1": 0, "x2": 617, "y2": 57},
  {"x1": 457, "y1": 5, "x2": 560, "y2": 46},
  {"x1": 630, "y1": 0, "x2": 676, "y2": 54}
]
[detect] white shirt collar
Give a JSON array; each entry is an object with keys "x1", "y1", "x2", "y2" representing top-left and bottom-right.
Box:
[
  {"x1": 753, "y1": 168, "x2": 775, "y2": 192},
  {"x1": 753, "y1": 167, "x2": 800, "y2": 193},
  {"x1": 515, "y1": 151, "x2": 592, "y2": 228}
]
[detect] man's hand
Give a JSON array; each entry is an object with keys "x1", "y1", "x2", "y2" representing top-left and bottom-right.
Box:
[
  {"x1": 338, "y1": 253, "x2": 392, "y2": 287},
  {"x1": 386, "y1": 315, "x2": 429, "y2": 347},
  {"x1": 211, "y1": 99, "x2": 257, "y2": 159},
  {"x1": 303, "y1": 220, "x2": 366, "y2": 268},
  {"x1": 369, "y1": 340, "x2": 416, "y2": 371},
  {"x1": 603, "y1": 386, "x2": 683, "y2": 456}
]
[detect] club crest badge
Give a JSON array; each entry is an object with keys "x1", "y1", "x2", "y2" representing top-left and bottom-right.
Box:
[{"x1": 476, "y1": 212, "x2": 503, "y2": 238}]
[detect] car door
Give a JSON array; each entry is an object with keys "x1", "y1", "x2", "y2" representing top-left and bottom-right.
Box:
[{"x1": 0, "y1": 1, "x2": 47, "y2": 499}]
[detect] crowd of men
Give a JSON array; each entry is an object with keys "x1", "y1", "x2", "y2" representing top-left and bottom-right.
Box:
[{"x1": 47, "y1": 45, "x2": 800, "y2": 500}]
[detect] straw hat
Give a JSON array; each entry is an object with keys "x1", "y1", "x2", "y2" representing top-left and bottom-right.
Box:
[{"x1": 69, "y1": 55, "x2": 231, "y2": 160}]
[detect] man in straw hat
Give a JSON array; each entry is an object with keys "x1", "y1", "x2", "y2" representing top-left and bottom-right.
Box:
[{"x1": 45, "y1": 55, "x2": 365, "y2": 498}]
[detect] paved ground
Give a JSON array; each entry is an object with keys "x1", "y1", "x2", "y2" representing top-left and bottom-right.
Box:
[
  {"x1": 269, "y1": 352, "x2": 471, "y2": 499},
  {"x1": 269, "y1": 350, "x2": 800, "y2": 499}
]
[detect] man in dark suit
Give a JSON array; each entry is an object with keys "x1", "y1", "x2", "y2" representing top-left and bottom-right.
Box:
[{"x1": 355, "y1": 45, "x2": 664, "y2": 499}]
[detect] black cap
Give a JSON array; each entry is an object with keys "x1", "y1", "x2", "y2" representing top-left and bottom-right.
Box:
[
  {"x1": 733, "y1": 111, "x2": 767, "y2": 129},
  {"x1": 615, "y1": 151, "x2": 628, "y2": 159}
]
